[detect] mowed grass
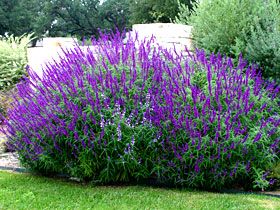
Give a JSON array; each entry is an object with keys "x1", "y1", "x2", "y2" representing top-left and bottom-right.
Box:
[{"x1": 0, "y1": 171, "x2": 279, "y2": 210}]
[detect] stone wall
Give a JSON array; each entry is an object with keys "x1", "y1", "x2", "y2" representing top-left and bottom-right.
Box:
[
  {"x1": 27, "y1": 24, "x2": 193, "y2": 77},
  {"x1": 42, "y1": 37, "x2": 78, "y2": 47},
  {"x1": 132, "y1": 23, "x2": 193, "y2": 52}
]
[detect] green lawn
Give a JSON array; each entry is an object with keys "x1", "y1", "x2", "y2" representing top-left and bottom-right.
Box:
[{"x1": 0, "y1": 171, "x2": 279, "y2": 210}]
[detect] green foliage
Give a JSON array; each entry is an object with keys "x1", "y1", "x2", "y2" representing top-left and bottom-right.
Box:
[
  {"x1": 0, "y1": 34, "x2": 32, "y2": 90},
  {"x1": 99, "y1": 0, "x2": 130, "y2": 31},
  {"x1": 0, "y1": 0, "x2": 53, "y2": 41},
  {"x1": 270, "y1": 162, "x2": 280, "y2": 188},
  {"x1": 0, "y1": 34, "x2": 31, "y2": 118},
  {"x1": 48, "y1": 0, "x2": 102, "y2": 37},
  {"x1": 0, "y1": 0, "x2": 130, "y2": 40},
  {"x1": 129, "y1": 0, "x2": 197, "y2": 25},
  {"x1": 0, "y1": 87, "x2": 17, "y2": 119},
  {"x1": 243, "y1": 5, "x2": 280, "y2": 82},
  {"x1": 41, "y1": 0, "x2": 131, "y2": 38},
  {"x1": 271, "y1": 163, "x2": 280, "y2": 179},
  {"x1": 178, "y1": 0, "x2": 280, "y2": 81},
  {"x1": 187, "y1": 0, "x2": 259, "y2": 55},
  {"x1": 175, "y1": 0, "x2": 197, "y2": 25}
]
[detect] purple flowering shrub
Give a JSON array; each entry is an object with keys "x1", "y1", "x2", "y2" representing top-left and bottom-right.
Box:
[{"x1": 2, "y1": 32, "x2": 280, "y2": 190}]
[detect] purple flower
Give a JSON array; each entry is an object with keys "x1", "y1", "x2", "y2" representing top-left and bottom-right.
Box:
[
  {"x1": 194, "y1": 164, "x2": 200, "y2": 173},
  {"x1": 253, "y1": 133, "x2": 262, "y2": 143}
]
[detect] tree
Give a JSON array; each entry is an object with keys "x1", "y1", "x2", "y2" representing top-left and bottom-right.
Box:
[
  {"x1": 129, "y1": 0, "x2": 197, "y2": 25},
  {"x1": 48, "y1": 0, "x2": 102, "y2": 38},
  {"x1": 99, "y1": 0, "x2": 130, "y2": 31},
  {"x1": 48, "y1": 0, "x2": 130, "y2": 38},
  {"x1": 0, "y1": 0, "x2": 14, "y2": 35},
  {"x1": 0, "y1": 0, "x2": 53, "y2": 41},
  {"x1": 0, "y1": 0, "x2": 131, "y2": 40}
]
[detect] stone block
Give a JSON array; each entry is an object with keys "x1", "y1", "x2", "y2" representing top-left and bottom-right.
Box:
[
  {"x1": 0, "y1": 136, "x2": 7, "y2": 154},
  {"x1": 132, "y1": 23, "x2": 192, "y2": 39},
  {"x1": 132, "y1": 23, "x2": 193, "y2": 52},
  {"x1": 42, "y1": 37, "x2": 78, "y2": 48}
]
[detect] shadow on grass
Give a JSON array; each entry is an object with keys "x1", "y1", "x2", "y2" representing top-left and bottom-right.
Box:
[{"x1": 1, "y1": 167, "x2": 279, "y2": 199}]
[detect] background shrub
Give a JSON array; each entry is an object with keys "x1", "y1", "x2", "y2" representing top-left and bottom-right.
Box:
[
  {"x1": 243, "y1": 9, "x2": 280, "y2": 83},
  {"x1": 0, "y1": 87, "x2": 18, "y2": 123},
  {"x1": 269, "y1": 162, "x2": 280, "y2": 188},
  {"x1": 0, "y1": 34, "x2": 32, "y2": 119},
  {"x1": 176, "y1": 0, "x2": 280, "y2": 82},
  {"x1": 3, "y1": 32, "x2": 280, "y2": 190},
  {"x1": 0, "y1": 34, "x2": 32, "y2": 90}
]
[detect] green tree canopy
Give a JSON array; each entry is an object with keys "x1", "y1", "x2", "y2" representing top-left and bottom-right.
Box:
[
  {"x1": 48, "y1": 0, "x2": 102, "y2": 37},
  {"x1": 0, "y1": 0, "x2": 53, "y2": 38},
  {"x1": 0, "y1": 0, "x2": 130, "y2": 39},
  {"x1": 0, "y1": 0, "x2": 194, "y2": 39},
  {"x1": 99, "y1": 0, "x2": 130, "y2": 32},
  {"x1": 129, "y1": 0, "x2": 197, "y2": 25}
]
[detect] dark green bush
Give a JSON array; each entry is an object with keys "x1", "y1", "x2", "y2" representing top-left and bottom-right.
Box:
[{"x1": 176, "y1": 0, "x2": 280, "y2": 81}]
